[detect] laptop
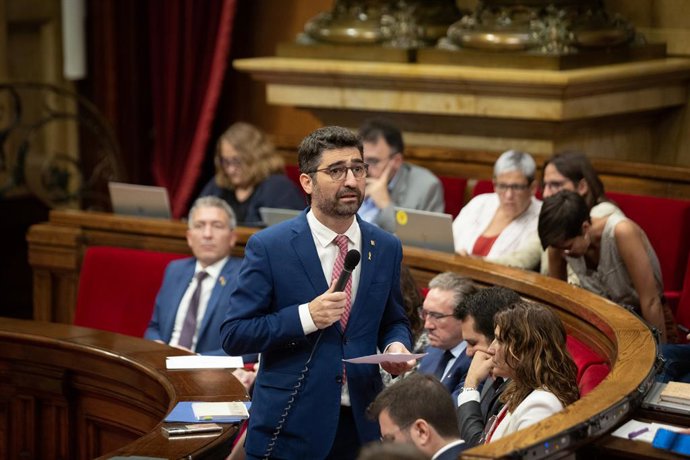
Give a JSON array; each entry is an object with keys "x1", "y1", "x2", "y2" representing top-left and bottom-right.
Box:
[
  {"x1": 394, "y1": 207, "x2": 455, "y2": 253},
  {"x1": 259, "y1": 207, "x2": 302, "y2": 227},
  {"x1": 108, "y1": 182, "x2": 172, "y2": 219},
  {"x1": 642, "y1": 382, "x2": 690, "y2": 415}
]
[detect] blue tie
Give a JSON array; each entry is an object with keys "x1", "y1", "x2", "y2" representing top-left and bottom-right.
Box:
[{"x1": 435, "y1": 350, "x2": 454, "y2": 380}]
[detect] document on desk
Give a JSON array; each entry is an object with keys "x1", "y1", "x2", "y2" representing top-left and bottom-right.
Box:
[
  {"x1": 611, "y1": 419, "x2": 682, "y2": 443},
  {"x1": 165, "y1": 355, "x2": 244, "y2": 370},
  {"x1": 343, "y1": 353, "x2": 427, "y2": 364}
]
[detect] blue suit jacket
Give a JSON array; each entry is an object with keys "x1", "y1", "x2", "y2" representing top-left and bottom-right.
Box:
[
  {"x1": 220, "y1": 211, "x2": 412, "y2": 459},
  {"x1": 144, "y1": 257, "x2": 241, "y2": 356},
  {"x1": 418, "y1": 345, "x2": 472, "y2": 401}
]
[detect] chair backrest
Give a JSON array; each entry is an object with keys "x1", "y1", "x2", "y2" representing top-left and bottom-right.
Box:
[
  {"x1": 566, "y1": 335, "x2": 610, "y2": 397},
  {"x1": 74, "y1": 246, "x2": 187, "y2": 336},
  {"x1": 439, "y1": 176, "x2": 467, "y2": 218},
  {"x1": 472, "y1": 179, "x2": 494, "y2": 197},
  {"x1": 606, "y1": 192, "x2": 690, "y2": 306},
  {"x1": 674, "y1": 256, "x2": 690, "y2": 335}
]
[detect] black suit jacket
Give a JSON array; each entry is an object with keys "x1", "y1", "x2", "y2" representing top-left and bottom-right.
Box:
[{"x1": 457, "y1": 377, "x2": 507, "y2": 448}]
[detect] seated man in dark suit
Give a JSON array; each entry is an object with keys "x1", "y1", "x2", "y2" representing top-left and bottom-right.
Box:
[
  {"x1": 145, "y1": 196, "x2": 242, "y2": 356},
  {"x1": 417, "y1": 272, "x2": 477, "y2": 400},
  {"x1": 455, "y1": 286, "x2": 521, "y2": 447},
  {"x1": 367, "y1": 373, "x2": 469, "y2": 460}
]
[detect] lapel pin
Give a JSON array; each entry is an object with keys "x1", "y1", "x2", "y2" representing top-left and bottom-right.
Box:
[
  {"x1": 368, "y1": 251, "x2": 372, "y2": 261},
  {"x1": 219, "y1": 276, "x2": 226, "y2": 286},
  {"x1": 370, "y1": 239, "x2": 375, "y2": 246}
]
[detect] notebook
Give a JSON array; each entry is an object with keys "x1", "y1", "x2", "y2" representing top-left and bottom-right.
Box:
[
  {"x1": 108, "y1": 182, "x2": 172, "y2": 219},
  {"x1": 259, "y1": 207, "x2": 301, "y2": 227},
  {"x1": 394, "y1": 207, "x2": 455, "y2": 253}
]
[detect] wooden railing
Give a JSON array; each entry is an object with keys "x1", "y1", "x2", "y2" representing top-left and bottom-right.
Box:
[{"x1": 26, "y1": 210, "x2": 657, "y2": 458}]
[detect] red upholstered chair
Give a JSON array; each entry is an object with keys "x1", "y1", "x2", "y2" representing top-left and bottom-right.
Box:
[
  {"x1": 285, "y1": 164, "x2": 304, "y2": 196},
  {"x1": 606, "y1": 192, "x2": 690, "y2": 312},
  {"x1": 439, "y1": 176, "x2": 468, "y2": 218},
  {"x1": 565, "y1": 336, "x2": 610, "y2": 397},
  {"x1": 472, "y1": 179, "x2": 494, "y2": 197},
  {"x1": 74, "y1": 246, "x2": 187, "y2": 336}
]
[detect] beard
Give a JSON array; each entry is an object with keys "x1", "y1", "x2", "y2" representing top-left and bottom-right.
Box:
[{"x1": 311, "y1": 184, "x2": 363, "y2": 218}]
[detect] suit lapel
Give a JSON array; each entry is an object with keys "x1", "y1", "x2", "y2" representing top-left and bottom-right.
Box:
[
  {"x1": 345, "y1": 219, "x2": 376, "y2": 333},
  {"x1": 197, "y1": 259, "x2": 231, "y2": 339},
  {"x1": 162, "y1": 259, "x2": 196, "y2": 340},
  {"x1": 291, "y1": 213, "x2": 329, "y2": 295}
]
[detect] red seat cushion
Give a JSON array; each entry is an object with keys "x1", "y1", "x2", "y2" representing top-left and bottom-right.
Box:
[
  {"x1": 607, "y1": 192, "x2": 690, "y2": 311},
  {"x1": 566, "y1": 335, "x2": 610, "y2": 396},
  {"x1": 439, "y1": 176, "x2": 467, "y2": 218},
  {"x1": 74, "y1": 246, "x2": 187, "y2": 336}
]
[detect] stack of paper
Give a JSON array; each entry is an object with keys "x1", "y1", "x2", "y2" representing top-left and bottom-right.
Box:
[
  {"x1": 660, "y1": 382, "x2": 690, "y2": 406},
  {"x1": 192, "y1": 402, "x2": 249, "y2": 421},
  {"x1": 165, "y1": 355, "x2": 244, "y2": 370}
]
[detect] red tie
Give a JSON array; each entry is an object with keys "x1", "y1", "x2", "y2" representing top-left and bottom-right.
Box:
[{"x1": 332, "y1": 235, "x2": 352, "y2": 330}]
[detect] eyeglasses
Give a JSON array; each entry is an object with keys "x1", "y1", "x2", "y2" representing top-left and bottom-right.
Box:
[
  {"x1": 365, "y1": 152, "x2": 399, "y2": 167},
  {"x1": 418, "y1": 308, "x2": 454, "y2": 322},
  {"x1": 220, "y1": 157, "x2": 242, "y2": 168},
  {"x1": 542, "y1": 180, "x2": 567, "y2": 191},
  {"x1": 494, "y1": 182, "x2": 530, "y2": 193},
  {"x1": 309, "y1": 164, "x2": 369, "y2": 182},
  {"x1": 380, "y1": 422, "x2": 413, "y2": 443}
]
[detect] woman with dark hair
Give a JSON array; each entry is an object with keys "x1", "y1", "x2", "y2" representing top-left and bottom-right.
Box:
[
  {"x1": 539, "y1": 190, "x2": 676, "y2": 343},
  {"x1": 199, "y1": 122, "x2": 305, "y2": 226},
  {"x1": 542, "y1": 150, "x2": 620, "y2": 218},
  {"x1": 484, "y1": 301, "x2": 579, "y2": 442}
]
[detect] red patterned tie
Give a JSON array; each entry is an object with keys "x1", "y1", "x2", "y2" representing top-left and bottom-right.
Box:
[{"x1": 332, "y1": 234, "x2": 352, "y2": 329}]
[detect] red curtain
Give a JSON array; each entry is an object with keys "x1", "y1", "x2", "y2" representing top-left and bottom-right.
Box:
[{"x1": 148, "y1": 0, "x2": 237, "y2": 218}]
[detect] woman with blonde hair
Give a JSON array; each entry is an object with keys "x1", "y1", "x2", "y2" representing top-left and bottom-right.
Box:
[
  {"x1": 484, "y1": 301, "x2": 579, "y2": 443},
  {"x1": 199, "y1": 122, "x2": 305, "y2": 226}
]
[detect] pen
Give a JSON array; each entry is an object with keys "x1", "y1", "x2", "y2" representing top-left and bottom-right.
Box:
[{"x1": 628, "y1": 427, "x2": 650, "y2": 440}]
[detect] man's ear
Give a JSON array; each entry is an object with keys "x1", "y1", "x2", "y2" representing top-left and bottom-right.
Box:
[
  {"x1": 410, "y1": 419, "x2": 432, "y2": 446},
  {"x1": 300, "y1": 173, "x2": 313, "y2": 196}
]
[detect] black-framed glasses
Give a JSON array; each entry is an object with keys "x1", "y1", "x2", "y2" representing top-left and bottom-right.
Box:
[
  {"x1": 220, "y1": 157, "x2": 242, "y2": 168},
  {"x1": 418, "y1": 307, "x2": 454, "y2": 322},
  {"x1": 364, "y1": 152, "x2": 400, "y2": 167},
  {"x1": 542, "y1": 180, "x2": 567, "y2": 192},
  {"x1": 309, "y1": 163, "x2": 369, "y2": 182},
  {"x1": 494, "y1": 182, "x2": 530, "y2": 193}
]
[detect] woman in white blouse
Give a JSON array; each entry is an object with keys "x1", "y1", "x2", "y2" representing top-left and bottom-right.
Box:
[
  {"x1": 452, "y1": 150, "x2": 541, "y2": 270},
  {"x1": 484, "y1": 302, "x2": 579, "y2": 443}
]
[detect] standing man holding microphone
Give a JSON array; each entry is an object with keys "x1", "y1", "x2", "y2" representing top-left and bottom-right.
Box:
[{"x1": 220, "y1": 126, "x2": 414, "y2": 460}]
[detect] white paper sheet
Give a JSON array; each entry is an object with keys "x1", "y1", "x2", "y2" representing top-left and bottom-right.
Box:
[
  {"x1": 343, "y1": 353, "x2": 427, "y2": 364},
  {"x1": 165, "y1": 355, "x2": 244, "y2": 370},
  {"x1": 611, "y1": 418, "x2": 682, "y2": 443}
]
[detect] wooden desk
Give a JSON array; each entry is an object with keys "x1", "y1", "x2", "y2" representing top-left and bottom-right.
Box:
[
  {"x1": 26, "y1": 210, "x2": 658, "y2": 458},
  {"x1": 0, "y1": 317, "x2": 248, "y2": 459}
]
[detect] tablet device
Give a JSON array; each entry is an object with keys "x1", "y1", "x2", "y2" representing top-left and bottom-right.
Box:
[
  {"x1": 108, "y1": 182, "x2": 172, "y2": 219},
  {"x1": 394, "y1": 207, "x2": 455, "y2": 253},
  {"x1": 259, "y1": 207, "x2": 301, "y2": 227}
]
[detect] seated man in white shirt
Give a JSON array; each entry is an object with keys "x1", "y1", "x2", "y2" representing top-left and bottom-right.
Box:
[{"x1": 367, "y1": 373, "x2": 468, "y2": 460}]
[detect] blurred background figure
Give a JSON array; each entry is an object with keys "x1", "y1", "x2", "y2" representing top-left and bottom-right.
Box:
[
  {"x1": 356, "y1": 442, "x2": 426, "y2": 460},
  {"x1": 199, "y1": 122, "x2": 305, "y2": 226},
  {"x1": 452, "y1": 150, "x2": 541, "y2": 270},
  {"x1": 358, "y1": 119, "x2": 444, "y2": 232},
  {"x1": 539, "y1": 190, "x2": 676, "y2": 343},
  {"x1": 484, "y1": 302, "x2": 579, "y2": 443}
]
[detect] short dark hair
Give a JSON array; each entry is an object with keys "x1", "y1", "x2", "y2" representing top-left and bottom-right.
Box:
[
  {"x1": 367, "y1": 373, "x2": 460, "y2": 439},
  {"x1": 538, "y1": 190, "x2": 591, "y2": 250},
  {"x1": 298, "y1": 126, "x2": 363, "y2": 175},
  {"x1": 544, "y1": 150, "x2": 606, "y2": 209},
  {"x1": 358, "y1": 118, "x2": 404, "y2": 155},
  {"x1": 459, "y1": 286, "x2": 521, "y2": 341}
]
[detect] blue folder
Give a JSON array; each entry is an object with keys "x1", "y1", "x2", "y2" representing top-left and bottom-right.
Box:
[{"x1": 164, "y1": 401, "x2": 251, "y2": 423}]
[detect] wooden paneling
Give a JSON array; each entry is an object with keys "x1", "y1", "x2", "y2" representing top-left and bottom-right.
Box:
[{"x1": 0, "y1": 318, "x2": 248, "y2": 459}]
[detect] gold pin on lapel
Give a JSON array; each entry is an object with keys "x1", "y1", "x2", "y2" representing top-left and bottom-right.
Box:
[
  {"x1": 219, "y1": 276, "x2": 226, "y2": 286},
  {"x1": 370, "y1": 240, "x2": 375, "y2": 246},
  {"x1": 368, "y1": 251, "x2": 372, "y2": 261}
]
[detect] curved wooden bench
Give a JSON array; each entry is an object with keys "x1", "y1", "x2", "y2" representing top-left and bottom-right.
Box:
[
  {"x1": 26, "y1": 210, "x2": 657, "y2": 458},
  {"x1": 0, "y1": 317, "x2": 249, "y2": 459}
]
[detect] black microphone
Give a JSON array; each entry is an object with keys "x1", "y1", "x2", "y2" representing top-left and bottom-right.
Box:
[{"x1": 333, "y1": 249, "x2": 361, "y2": 292}]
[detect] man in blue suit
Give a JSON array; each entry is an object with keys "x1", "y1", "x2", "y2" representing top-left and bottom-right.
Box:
[
  {"x1": 220, "y1": 126, "x2": 414, "y2": 460},
  {"x1": 145, "y1": 196, "x2": 241, "y2": 356},
  {"x1": 417, "y1": 272, "x2": 477, "y2": 401},
  {"x1": 369, "y1": 373, "x2": 469, "y2": 459}
]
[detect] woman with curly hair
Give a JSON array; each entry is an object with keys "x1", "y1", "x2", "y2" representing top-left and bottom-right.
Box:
[
  {"x1": 484, "y1": 301, "x2": 579, "y2": 443},
  {"x1": 199, "y1": 122, "x2": 305, "y2": 226}
]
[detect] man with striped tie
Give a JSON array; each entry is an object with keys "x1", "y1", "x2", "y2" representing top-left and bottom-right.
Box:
[{"x1": 221, "y1": 126, "x2": 413, "y2": 460}]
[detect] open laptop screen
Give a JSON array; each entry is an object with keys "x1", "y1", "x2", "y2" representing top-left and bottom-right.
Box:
[
  {"x1": 108, "y1": 182, "x2": 172, "y2": 219},
  {"x1": 394, "y1": 207, "x2": 455, "y2": 253}
]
